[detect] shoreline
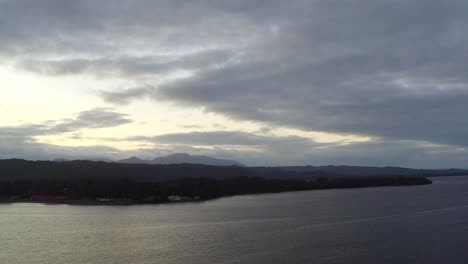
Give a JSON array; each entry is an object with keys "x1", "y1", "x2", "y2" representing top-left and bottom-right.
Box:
[{"x1": 0, "y1": 179, "x2": 432, "y2": 206}]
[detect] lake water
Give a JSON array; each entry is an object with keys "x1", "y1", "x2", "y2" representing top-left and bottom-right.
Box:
[{"x1": 1, "y1": 176, "x2": 467, "y2": 264}]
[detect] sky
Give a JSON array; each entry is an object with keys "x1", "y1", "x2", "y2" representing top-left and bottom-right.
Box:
[{"x1": 0, "y1": 0, "x2": 467, "y2": 168}]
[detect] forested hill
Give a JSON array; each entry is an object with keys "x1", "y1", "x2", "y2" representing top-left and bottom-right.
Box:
[
  {"x1": 0, "y1": 159, "x2": 466, "y2": 182},
  {"x1": 0, "y1": 159, "x2": 322, "y2": 182},
  {"x1": 0, "y1": 159, "x2": 437, "y2": 203}
]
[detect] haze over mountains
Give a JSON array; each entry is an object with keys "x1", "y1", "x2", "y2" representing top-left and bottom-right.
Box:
[
  {"x1": 39, "y1": 152, "x2": 468, "y2": 179},
  {"x1": 117, "y1": 153, "x2": 244, "y2": 166},
  {"x1": 50, "y1": 153, "x2": 468, "y2": 177},
  {"x1": 49, "y1": 153, "x2": 468, "y2": 177}
]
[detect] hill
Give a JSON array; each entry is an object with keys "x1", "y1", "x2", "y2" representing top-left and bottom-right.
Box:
[
  {"x1": 0, "y1": 159, "x2": 433, "y2": 204},
  {"x1": 280, "y1": 165, "x2": 468, "y2": 178},
  {"x1": 0, "y1": 159, "x2": 315, "y2": 182}
]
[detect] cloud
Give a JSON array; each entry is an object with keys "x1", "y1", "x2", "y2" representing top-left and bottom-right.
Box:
[
  {"x1": 0, "y1": 124, "x2": 48, "y2": 137},
  {"x1": 128, "y1": 131, "x2": 320, "y2": 147},
  {"x1": 100, "y1": 86, "x2": 152, "y2": 105},
  {"x1": 178, "y1": 124, "x2": 204, "y2": 129},
  {"x1": 0, "y1": 108, "x2": 132, "y2": 137},
  {"x1": 102, "y1": 130, "x2": 468, "y2": 168},
  {"x1": 0, "y1": 125, "x2": 467, "y2": 168},
  {"x1": 0, "y1": 136, "x2": 122, "y2": 161},
  {"x1": 0, "y1": 107, "x2": 133, "y2": 160},
  {"x1": 149, "y1": 0, "x2": 468, "y2": 148},
  {"x1": 17, "y1": 49, "x2": 236, "y2": 77},
  {"x1": 5, "y1": 0, "x2": 457, "y2": 148},
  {"x1": 1, "y1": 1, "x2": 467, "y2": 167},
  {"x1": 49, "y1": 108, "x2": 132, "y2": 133}
]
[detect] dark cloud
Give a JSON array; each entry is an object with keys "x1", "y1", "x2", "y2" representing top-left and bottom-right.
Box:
[
  {"x1": 17, "y1": 49, "x2": 235, "y2": 77},
  {"x1": 150, "y1": 0, "x2": 468, "y2": 148},
  {"x1": 100, "y1": 87, "x2": 152, "y2": 105},
  {"x1": 100, "y1": 89, "x2": 148, "y2": 105},
  {"x1": 0, "y1": 0, "x2": 250, "y2": 64}
]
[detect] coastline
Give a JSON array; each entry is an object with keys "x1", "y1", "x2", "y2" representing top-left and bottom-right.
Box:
[{"x1": 0, "y1": 177, "x2": 432, "y2": 206}]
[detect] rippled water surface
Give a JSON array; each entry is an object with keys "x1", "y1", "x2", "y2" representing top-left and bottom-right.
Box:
[{"x1": 1, "y1": 176, "x2": 467, "y2": 264}]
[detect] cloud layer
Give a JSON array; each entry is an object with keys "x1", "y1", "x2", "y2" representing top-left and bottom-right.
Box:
[
  {"x1": 1, "y1": 1, "x2": 467, "y2": 167},
  {"x1": 0, "y1": 108, "x2": 132, "y2": 160},
  {"x1": 0, "y1": 108, "x2": 132, "y2": 137}
]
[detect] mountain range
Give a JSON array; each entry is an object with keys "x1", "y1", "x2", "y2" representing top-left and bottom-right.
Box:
[
  {"x1": 49, "y1": 153, "x2": 467, "y2": 178},
  {"x1": 117, "y1": 153, "x2": 244, "y2": 167}
]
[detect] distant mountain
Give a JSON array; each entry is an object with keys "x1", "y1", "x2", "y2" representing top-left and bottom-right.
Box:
[
  {"x1": 152, "y1": 153, "x2": 244, "y2": 166},
  {"x1": 88, "y1": 157, "x2": 115, "y2": 163},
  {"x1": 53, "y1": 157, "x2": 114, "y2": 163},
  {"x1": 117, "y1": 156, "x2": 147, "y2": 164},
  {"x1": 118, "y1": 153, "x2": 244, "y2": 167},
  {"x1": 42, "y1": 157, "x2": 468, "y2": 177}
]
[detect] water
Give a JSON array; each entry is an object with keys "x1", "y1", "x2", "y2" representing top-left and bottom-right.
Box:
[{"x1": 1, "y1": 176, "x2": 467, "y2": 264}]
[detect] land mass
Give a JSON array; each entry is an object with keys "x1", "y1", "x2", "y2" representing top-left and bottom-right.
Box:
[{"x1": 0, "y1": 159, "x2": 455, "y2": 204}]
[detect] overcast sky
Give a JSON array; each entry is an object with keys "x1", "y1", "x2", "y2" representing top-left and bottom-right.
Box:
[{"x1": 1, "y1": 0, "x2": 467, "y2": 168}]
